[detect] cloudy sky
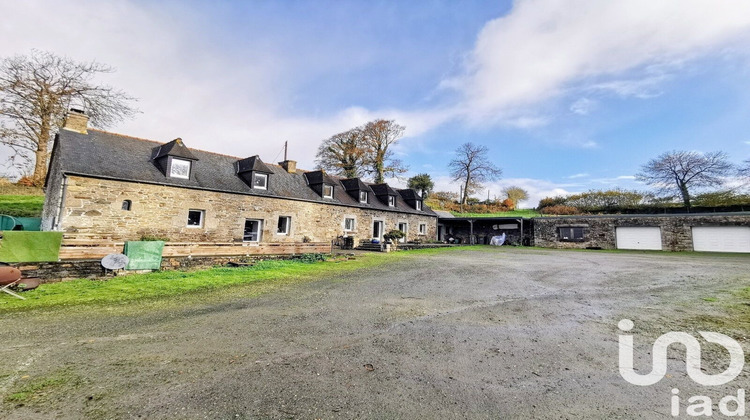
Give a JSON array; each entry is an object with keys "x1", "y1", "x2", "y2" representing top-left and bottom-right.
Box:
[{"x1": 2, "y1": 0, "x2": 750, "y2": 206}]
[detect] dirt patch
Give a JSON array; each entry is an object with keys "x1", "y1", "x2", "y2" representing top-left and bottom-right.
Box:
[{"x1": 0, "y1": 248, "x2": 748, "y2": 419}]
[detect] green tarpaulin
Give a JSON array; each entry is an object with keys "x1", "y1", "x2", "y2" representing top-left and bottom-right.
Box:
[
  {"x1": 0, "y1": 231, "x2": 63, "y2": 262},
  {"x1": 124, "y1": 241, "x2": 165, "y2": 270}
]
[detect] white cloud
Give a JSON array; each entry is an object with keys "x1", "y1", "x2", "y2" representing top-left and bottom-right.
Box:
[
  {"x1": 567, "y1": 173, "x2": 589, "y2": 179},
  {"x1": 446, "y1": 0, "x2": 750, "y2": 120},
  {"x1": 570, "y1": 98, "x2": 596, "y2": 115},
  {"x1": 3, "y1": 0, "x2": 750, "y2": 175}
]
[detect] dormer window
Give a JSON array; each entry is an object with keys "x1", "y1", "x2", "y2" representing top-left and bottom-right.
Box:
[
  {"x1": 359, "y1": 191, "x2": 368, "y2": 203},
  {"x1": 416, "y1": 201, "x2": 422, "y2": 211},
  {"x1": 388, "y1": 196, "x2": 396, "y2": 207},
  {"x1": 323, "y1": 185, "x2": 334, "y2": 199},
  {"x1": 253, "y1": 173, "x2": 268, "y2": 190},
  {"x1": 169, "y1": 158, "x2": 191, "y2": 179}
]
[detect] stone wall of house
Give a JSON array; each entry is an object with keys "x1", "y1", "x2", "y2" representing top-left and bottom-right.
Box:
[
  {"x1": 54, "y1": 176, "x2": 437, "y2": 246},
  {"x1": 533, "y1": 213, "x2": 750, "y2": 251}
]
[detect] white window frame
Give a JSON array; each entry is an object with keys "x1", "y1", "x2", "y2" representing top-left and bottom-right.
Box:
[
  {"x1": 388, "y1": 195, "x2": 396, "y2": 207},
  {"x1": 243, "y1": 219, "x2": 263, "y2": 242},
  {"x1": 359, "y1": 191, "x2": 368, "y2": 203},
  {"x1": 323, "y1": 185, "x2": 334, "y2": 199},
  {"x1": 416, "y1": 201, "x2": 422, "y2": 211},
  {"x1": 344, "y1": 217, "x2": 356, "y2": 232},
  {"x1": 277, "y1": 216, "x2": 291, "y2": 235},
  {"x1": 187, "y1": 209, "x2": 204, "y2": 228},
  {"x1": 397, "y1": 222, "x2": 408, "y2": 243},
  {"x1": 418, "y1": 223, "x2": 427, "y2": 235},
  {"x1": 170, "y1": 158, "x2": 191, "y2": 179},
  {"x1": 253, "y1": 173, "x2": 268, "y2": 190}
]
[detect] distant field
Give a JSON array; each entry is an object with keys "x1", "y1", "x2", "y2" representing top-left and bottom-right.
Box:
[
  {"x1": 0, "y1": 195, "x2": 44, "y2": 217},
  {"x1": 450, "y1": 209, "x2": 541, "y2": 218}
]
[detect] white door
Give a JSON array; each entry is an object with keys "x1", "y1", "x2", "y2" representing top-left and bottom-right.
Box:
[
  {"x1": 398, "y1": 222, "x2": 407, "y2": 243},
  {"x1": 616, "y1": 227, "x2": 662, "y2": 250},
  {"x1": 692, "y1": 226, "x2": 750, "y2": 253},
  {"x1": 372, "y1": 221, "x2": 383, "y2": 241}
]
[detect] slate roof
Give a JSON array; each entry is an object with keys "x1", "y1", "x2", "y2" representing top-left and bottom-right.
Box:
[
  {"x1": 340, "y1": 178, "x2": 373, "y2": 193},
  {"x1": 304, "y1": 170, "x2": 337, "y2": 185},
  {"x1": 152, "y1": 138, "x2": 198, "y2": 161},
  {"x1": 370, "y1": 183, "x2": 397, "y2": 197},
  {"x1": 237, "y1": 155, "x2": 273, "y2": 174},
  {"x1": 397, "y1": 189, "x2": 422, "y2": 201},
  {"x1": 51, "y1": 129, "x2": 437, "y2": 218}
]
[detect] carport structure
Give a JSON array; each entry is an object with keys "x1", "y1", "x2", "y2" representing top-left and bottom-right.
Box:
[{"x1": 437, "y1": 215, "x2": 531, "y2": 245}]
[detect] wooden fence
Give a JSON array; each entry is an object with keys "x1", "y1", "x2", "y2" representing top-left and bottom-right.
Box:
[{"x1": 58, "y1": 234, "x2": 332, "y2": 260}]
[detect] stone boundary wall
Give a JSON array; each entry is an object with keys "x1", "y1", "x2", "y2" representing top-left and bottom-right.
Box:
[
  {"x1": 532, "y1": 213, "x2": 750, "y2": 251},
  {"x1": 12, "y1": 253, "x2": 327, "y2": 283}
]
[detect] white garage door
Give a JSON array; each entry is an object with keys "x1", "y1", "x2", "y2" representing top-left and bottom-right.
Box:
[
  {"x1": 616, "y1": 227, "x2": 663, "y2": 250},
  {"x1": 692, "y1": 226, "x2": 750, "y2": 253}
]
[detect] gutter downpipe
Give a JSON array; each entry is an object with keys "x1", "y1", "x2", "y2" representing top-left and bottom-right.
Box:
[{"x1": 54, "y1": 175, "x2": 68, "y2": 231}]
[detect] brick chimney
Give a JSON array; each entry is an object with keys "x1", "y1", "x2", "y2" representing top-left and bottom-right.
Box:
[
  {"x1": 279, "y1": 160, "x2": 297, "y2": 174},
  {"x1": 62, "y1": 108, "x2": 89, "y2": 134}
]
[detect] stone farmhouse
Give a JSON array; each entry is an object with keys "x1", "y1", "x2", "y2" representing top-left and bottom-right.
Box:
[{"x1": 41, "y1": 111, "x2": 438, "y2": 250}]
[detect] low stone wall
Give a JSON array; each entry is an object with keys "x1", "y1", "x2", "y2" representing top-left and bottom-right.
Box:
[
  {"x1": 12, "y1": 253, "x2": 329, "y2": 283},
  {"x1": 533, "y1": 213, "x2": 750, "y2": 251}
]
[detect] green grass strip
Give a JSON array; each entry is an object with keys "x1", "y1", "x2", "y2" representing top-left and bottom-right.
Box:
[
  {"x1": 0, "y1": 195, "x2": 44, "y2": 217},
  {"x1": 0, "y1": 247, "x2": 483, "y2": 313}
]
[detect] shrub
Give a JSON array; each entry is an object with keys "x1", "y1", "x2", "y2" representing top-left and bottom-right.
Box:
[{"x1": 540, "y1": 205, "x2": 580, "y2": 215}]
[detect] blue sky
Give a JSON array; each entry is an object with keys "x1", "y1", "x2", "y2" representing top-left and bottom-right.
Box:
[{"x1": 2, "y1": 0, "x2": 750, "y2": 206}]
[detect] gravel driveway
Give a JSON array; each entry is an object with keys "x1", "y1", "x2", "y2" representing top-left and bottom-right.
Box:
[{"x1": 1, "y1": 248, "x2": 748, "y2": 419}]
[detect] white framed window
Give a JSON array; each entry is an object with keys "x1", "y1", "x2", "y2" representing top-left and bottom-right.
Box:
[
  {"x1": 253, "y1": 173, "x2": 268, "y2": 190},
  {"x1": 359, "y1": 191, "x2": 368, "y2": 203},
  {"x1": 277, "y1": 216, "x2": 291, "y2": 235},
  {"x1": 388, "y1": 195, "x2": 396, "y2": 207},
  {"x1": 187, "y1": 209, "x2": 204, "y2": 228},
  {"x1": 244, "y1": 219, "x2": 263, "y2": 242},
  {"x1": 323, "y1": 185, "x2": 334, "y2": 199},
  {"x1": 418, "y1": 223, "x2": 426, "y2": 235},
  {"x1": 416, "y1": 201, "x2": 422, "y2": 211},
  {"x1": 344, "y1": 217, "x2": 355, "y2": 231},
  {"x1": 170, "y1": 158, "x2": 191, "y2": 179}
]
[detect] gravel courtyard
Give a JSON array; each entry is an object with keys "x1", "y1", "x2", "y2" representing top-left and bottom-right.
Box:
[{"x1": 1, "y1": 248, "x2": 748, "y2": 419}]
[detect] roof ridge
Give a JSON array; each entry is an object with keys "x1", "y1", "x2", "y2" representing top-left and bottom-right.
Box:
[{"x1": 88, "y1": 129, "x2": 312, "y2": 170}]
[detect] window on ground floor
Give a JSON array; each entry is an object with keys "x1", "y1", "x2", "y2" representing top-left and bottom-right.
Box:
[
  {"x1": 418, "y1": 223, "x2": 426, "y2": 235},
  {"x1": 277, "y1": 216, "x2": 291, "y2": 235},
  {"x1": 187, "y1": 209, "x2": 204, "y2": 227},
  {"x1": 558, "y1": 226, "x2": 585, "y2": 242},
  {"x1": 344, "y1": 217, "x2": 355, "y2": 231},
  {"x1": 244, "y1": 219, "x2": 263, "y2": 242}
]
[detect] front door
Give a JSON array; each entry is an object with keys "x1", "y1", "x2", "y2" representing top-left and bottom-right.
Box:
[
  {"x1": 372, "y1": 221, "x2": 383, "y2": 241},
  {"x1": 398, "y1": 222, "x2": 407, "y2": 243}
]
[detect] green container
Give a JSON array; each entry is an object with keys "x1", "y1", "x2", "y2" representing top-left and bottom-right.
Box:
[
  {"x1": 124, "y1": 241, "x2": 165, "y2": 270},
  {"x1": 0, "y1": 215, "x2": 18, "y2": 230},
  {"x1": 15, "y1": 217, "x2": 41, "y2": 231}
]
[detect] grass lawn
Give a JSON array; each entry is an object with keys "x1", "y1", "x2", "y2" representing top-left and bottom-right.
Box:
[
  {"x1": 0, "y1": 247, "x2": 485, "y2": 313},
  {"x1": 450, "y1": 209, "x2": 541, "y2": 218},
  {"x1": 0, "y1": 195, "x2": 45, "y2": 217}
]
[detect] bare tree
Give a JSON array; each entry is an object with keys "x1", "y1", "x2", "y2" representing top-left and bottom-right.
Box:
[
  {"x1": 503, "y1": 186, "x2": 529, "y2": 208},
  {"x1": 448, "y1": 142, "x2": 502, "y2": 205},
  {"x1": 0, "y1": 50, "x2": 137, "y2": 184},
  {"x1": 740, "y1": 159, "x2": 750, "y2": 180},
  {"x1": 636, "y1": 150, "x2": 734, "y2": 209},
  {"x1": 315, "y1": 128, "x2": 367, "y2": 178},
  {"x1": 361, "y1": 119, "x2": 408, "y2": 183}
]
